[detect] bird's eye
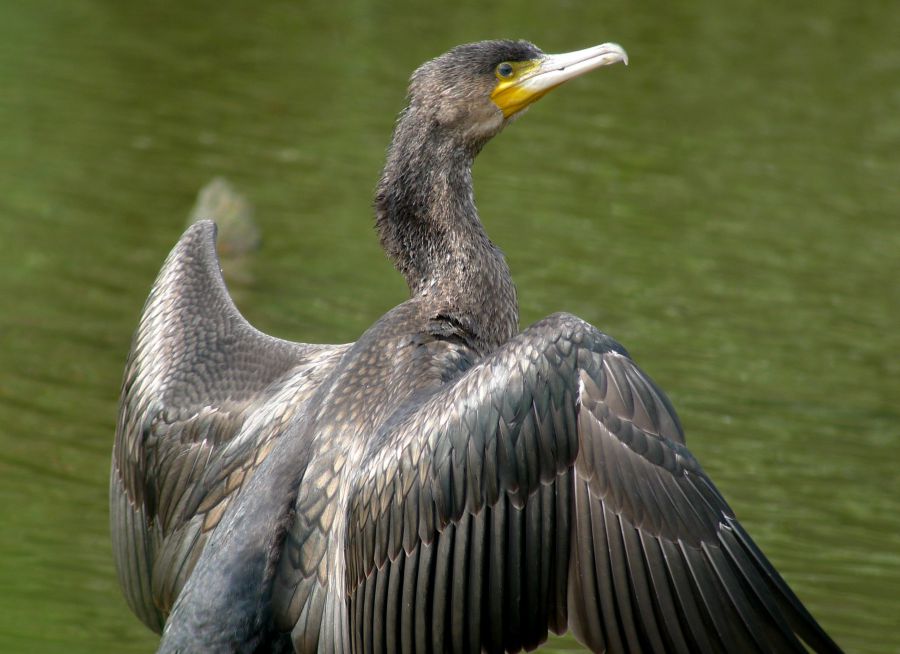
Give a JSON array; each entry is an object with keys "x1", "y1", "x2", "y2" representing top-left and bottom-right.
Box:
[{"x1": 496, "y1": 62, "x2": 514, "y2": 79}]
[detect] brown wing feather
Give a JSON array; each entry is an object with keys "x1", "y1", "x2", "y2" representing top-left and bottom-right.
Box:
[
  {"x1": 345, "y1": 312, "x2": 842, "y2": 654},
  {"x1": 110, "y1": 221, "x2": 345, "y2": 630}
]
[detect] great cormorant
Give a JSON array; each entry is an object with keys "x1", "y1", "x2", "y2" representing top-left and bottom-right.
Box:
[{"x1": 110, "y1": 39, "x2": 843, "y2": 653}]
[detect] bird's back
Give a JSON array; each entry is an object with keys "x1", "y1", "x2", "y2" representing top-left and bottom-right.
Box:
[{"x1": 269, "y1": 297, "x2": 485, "y2": 650}]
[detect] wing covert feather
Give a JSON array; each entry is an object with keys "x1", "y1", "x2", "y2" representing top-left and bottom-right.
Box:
[{"x1": 110, "y1": 221, "x2": 345, "y2": 630}]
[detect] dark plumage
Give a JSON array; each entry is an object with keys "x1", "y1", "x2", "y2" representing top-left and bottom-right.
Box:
[{"x1": 110, "y1": 40, "x2": 843, "y2": 653}]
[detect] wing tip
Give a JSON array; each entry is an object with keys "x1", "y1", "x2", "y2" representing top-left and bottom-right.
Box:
[
  {"x1": 185, "y1": 217, "x2": 218, "y2": 239},
  {"x1": 153, "y1": 219, "x2": 229, "y2": 310},
  {"x1": 178, "y1": 219, "x2": 219, "y2": 263}
]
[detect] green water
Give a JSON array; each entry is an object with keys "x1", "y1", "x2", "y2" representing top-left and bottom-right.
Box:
[{"x1": 1, "y1": 1, "x2": 898, "y2": 652}]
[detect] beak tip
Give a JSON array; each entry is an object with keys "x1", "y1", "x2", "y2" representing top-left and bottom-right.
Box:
[{"x1": 608, "y1": 43, "x2": 628, "y2": 67}]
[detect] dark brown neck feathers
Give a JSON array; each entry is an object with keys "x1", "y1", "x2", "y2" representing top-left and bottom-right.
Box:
[{"x1": 374, "y1": 105, "x2": 518, "y2": 351}]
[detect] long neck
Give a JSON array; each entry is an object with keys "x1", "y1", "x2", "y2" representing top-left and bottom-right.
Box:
[{"x1": 375, "y1": 106, "x2": 518, "y2": 350}]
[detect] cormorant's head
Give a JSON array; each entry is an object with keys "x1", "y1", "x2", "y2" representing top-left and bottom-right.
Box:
[{"x1": 407, "y1": 39, "x2": 628, "y2": 144}]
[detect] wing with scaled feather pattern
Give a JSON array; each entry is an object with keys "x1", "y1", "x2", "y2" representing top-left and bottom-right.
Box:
[{"x1": 110, "y1": 220, "x2": 346, "y2": 631}]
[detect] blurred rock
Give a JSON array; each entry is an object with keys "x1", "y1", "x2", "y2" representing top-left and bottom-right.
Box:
[{"x1": 188, "y1": 177, "x2": 261, "y2": 256}]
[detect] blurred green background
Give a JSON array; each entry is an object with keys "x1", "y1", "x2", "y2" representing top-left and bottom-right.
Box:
[{"x1": 0, "y1": 1, "x2": 898, "y2": 652}]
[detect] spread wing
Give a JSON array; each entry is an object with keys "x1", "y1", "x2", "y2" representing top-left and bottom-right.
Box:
[
  {"x1": 110, "y1": 220, "x2": 346, "y2": 631},
  {"x1": 346, "y1": 312, "x2": 841, "y2": 654}
]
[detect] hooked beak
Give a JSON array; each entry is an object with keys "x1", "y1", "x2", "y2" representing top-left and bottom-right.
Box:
[{"x1": 491, "y1": 43, "x2": 628, "y2": 118}]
